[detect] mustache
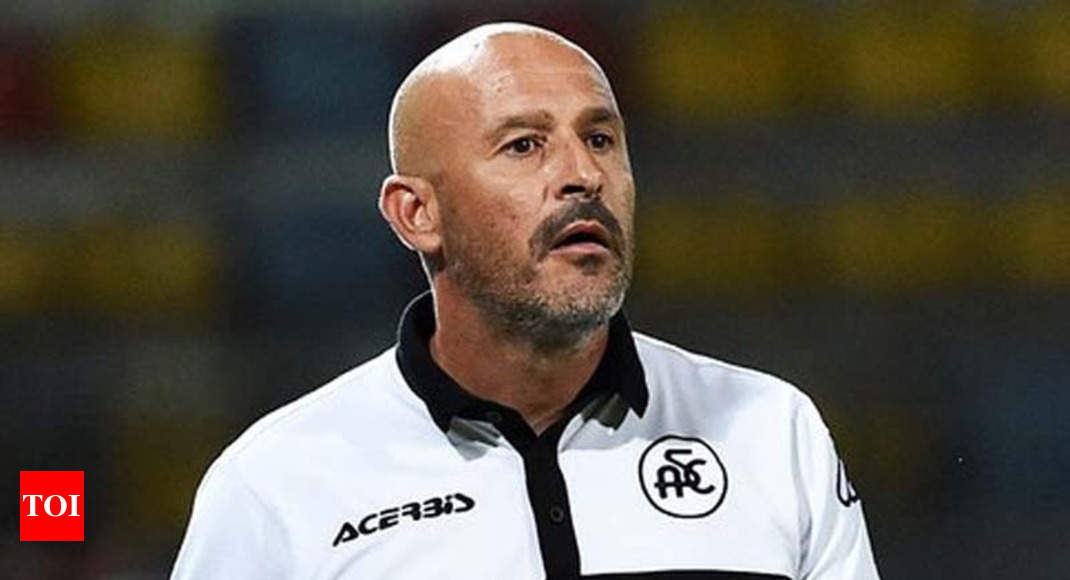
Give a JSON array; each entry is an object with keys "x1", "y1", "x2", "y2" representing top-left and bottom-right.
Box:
[{"x1": 530, "y1": 200, "x2": 625, "y2": 259}]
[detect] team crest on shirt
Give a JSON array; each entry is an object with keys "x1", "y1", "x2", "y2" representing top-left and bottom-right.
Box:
[{"x1": 638, "y1": 435, "x2": 727, "y2": 518}]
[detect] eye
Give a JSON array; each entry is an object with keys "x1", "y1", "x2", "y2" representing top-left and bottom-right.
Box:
[
  {"x1": 504, "y1": 136, "x2": 540, "y2": 157},
  {"x1": 586, "y1": 132, "x2": 614, "y2": 151}
]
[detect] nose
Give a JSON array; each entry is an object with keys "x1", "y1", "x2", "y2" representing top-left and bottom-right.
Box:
[{"x1": 555, "y1": 136, "x2": 603, "y2": 201}]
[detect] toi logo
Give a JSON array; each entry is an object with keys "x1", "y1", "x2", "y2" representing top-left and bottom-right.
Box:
[{"x1": 20, "y1": 471, "x2": 84, "y2": 542}]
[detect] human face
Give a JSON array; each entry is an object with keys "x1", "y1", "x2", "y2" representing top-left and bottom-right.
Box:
[{"x1": 434, "y1": 36, "x2": 636, "y2": 346}]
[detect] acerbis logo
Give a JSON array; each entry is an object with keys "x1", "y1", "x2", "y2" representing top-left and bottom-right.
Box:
[
  {"x1": 332, "y1": 492, "x2": 475, "y2": 547},
  {"x1": 20, "y1": 471, "x2": 84, "y2": 542},
  {"x1": 638, "y1": 435, "x2": 727, "y2": 519}
]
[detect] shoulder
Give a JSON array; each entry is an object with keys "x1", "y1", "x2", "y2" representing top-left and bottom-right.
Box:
[
  {"x1": 633, "y1": 332, "x2": 806, "y2": 400},
  {"x1": 631, "y1": 331, "x2": 818, "y2": 424},
  {"x1": 202, "y1": 347, "x2": 402, "y2": 484}
]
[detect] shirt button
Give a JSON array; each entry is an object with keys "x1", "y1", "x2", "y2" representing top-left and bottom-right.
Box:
[
  {"x1": 484, "y1": 410, "x2": 503, "y2": 424},
  {"x1": 549, "y1": 505, "x2": 566, "y2": 523}
]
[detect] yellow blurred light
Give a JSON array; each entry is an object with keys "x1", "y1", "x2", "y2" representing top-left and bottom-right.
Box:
[
  {"x1": 840, "y1": 3, "x2": 983, "y2": 115},
  {"x1": 637, "y1": 198, "x2": 781, "y2": 298},
  {"x1": 0, "y1": 229, "x2": 52, "y2": 314},
  {"x1": 993, "y1": 192, "x2": 1070, "y2": 287},
  {"x1": 74, "y1": 221, "x2": 219, "y2": 320},
  {"x1": 633, "y1": 192, "x2": 1067, "y2": 298},
  {"x1": 49, "y1": 28, "x2": 221, "y2": 141},
  {"x1": 816, "y1": 194, "x2": 978, "y2": 292},
  {"x1": 640, "y1": 4, "x2": 796, "y2": 121},
  {"x1": 1024, "y1": 2, "x2": 1070, "y2": 106}
]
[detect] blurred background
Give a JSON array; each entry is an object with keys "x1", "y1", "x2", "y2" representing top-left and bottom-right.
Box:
[{"x1": 1, "y1": 0, "x2": 1067, "y2": 577}]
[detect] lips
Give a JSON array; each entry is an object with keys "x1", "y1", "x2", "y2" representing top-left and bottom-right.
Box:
[
  {"x1": 531, "y1": 201, "x2": 624, "y2": 260},
  {"x1": 549, "y1": 221, "x2": 612, "y2": 251}
]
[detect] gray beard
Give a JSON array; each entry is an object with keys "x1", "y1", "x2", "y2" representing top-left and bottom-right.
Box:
[
  {"x1": 438, "y1": 197, "x2": 633, "y2": 353},
  {"x1": 446, "y1": 255, "x2": 629, "y2": 354}
]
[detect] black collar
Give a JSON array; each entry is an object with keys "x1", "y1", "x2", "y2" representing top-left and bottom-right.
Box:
[{"x1": 395, "y1": 291, "x2": 648, "y2": 433}]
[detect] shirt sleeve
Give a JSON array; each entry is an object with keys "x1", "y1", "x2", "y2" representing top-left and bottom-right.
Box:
[
  {"x1": 794, "y1": 395, "x2": 880, "y2": 580},
  {"x1": 170, "y1": 461, "x2": 290, "y2": 580}
]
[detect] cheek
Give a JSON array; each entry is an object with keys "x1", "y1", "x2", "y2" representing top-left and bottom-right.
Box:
[
  {"x1": 450, "y1": 197, "x2": 535, "y2": 256},
  {"x1": 610, "y1": 174, "x2": 636, "y2": 224},
  {"x1": 452, "y1": 168, "x2": 547, "y2": 252},
  {"x1": 475, "y1": 183, "x2": 542, "y2": 236}
]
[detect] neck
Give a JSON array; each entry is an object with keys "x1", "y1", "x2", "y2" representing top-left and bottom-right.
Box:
[{"x1": 428, "y1": 283, "x2": 609, "y2": 435}]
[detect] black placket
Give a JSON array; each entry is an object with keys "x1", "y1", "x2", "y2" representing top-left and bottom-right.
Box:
[
  {"x1": 501, "y1": 416, "x2": 581, "y2": 580},
  {"x1": 484, "y1": 380, "x2": 622, "y2": 580},
  {"x1": 395, "y1": 291, "x2": 650, "y2": 580}
]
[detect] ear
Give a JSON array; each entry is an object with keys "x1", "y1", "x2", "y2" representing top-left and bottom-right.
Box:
[{"x1": 378, "y1": 174, "x2": 442, "y2": 256}]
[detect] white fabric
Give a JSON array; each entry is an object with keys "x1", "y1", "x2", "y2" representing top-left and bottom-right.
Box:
[{"x1": 172, "y1": 333, "x2": 880, "y2": 579}]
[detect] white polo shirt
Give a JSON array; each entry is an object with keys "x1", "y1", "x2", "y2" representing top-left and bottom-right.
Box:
[{"x1": 172, "y1": 293, "x2": 879, "y2": 579}]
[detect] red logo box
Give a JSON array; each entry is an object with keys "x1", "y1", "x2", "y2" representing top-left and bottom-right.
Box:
[{"x1": 20, "y1": 471, "x2": 84, "y2": 541}]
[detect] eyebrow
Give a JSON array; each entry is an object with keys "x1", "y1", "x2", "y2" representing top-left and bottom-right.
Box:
[
  {"x1": 482, "y1": 106, "x2": 624, "y2": 148},
  {"x1": 574, "y1": 106, "x2": 622, "y2": 130},
  {"x1": 483, "y1": 110, "x2": 556, "y2": 147}
]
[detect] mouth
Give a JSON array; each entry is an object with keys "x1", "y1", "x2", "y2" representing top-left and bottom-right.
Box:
[{"x1": 549, "y1": 221, "x2": 612, "y2": 254}]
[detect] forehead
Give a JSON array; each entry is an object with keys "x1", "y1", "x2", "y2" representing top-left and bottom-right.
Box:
[{"x1": 469, "y1": 35, "x2": 618, "y2": 119}]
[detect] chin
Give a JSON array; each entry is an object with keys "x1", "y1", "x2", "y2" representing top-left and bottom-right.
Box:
[{"x1": 545, "y1": 275, "x2": 626, "y2": 321}]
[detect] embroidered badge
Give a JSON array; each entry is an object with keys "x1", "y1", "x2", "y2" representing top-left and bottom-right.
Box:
[{"x1": 638, "y1": 435, "x2": 727, "y2": 518}]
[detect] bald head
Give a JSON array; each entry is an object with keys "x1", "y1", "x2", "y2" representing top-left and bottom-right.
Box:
[{"x1": 388, "y1": 23, "x2": 616, "y2": 178}]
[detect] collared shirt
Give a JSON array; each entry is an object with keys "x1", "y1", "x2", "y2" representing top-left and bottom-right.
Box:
[{"x1": 172, "y1": 292, "x2": 880, "y2": 579}]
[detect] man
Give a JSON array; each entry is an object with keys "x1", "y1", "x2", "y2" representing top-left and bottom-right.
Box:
[{"x1": 172, "y1": 23, "x2": 880, "y2": 579}]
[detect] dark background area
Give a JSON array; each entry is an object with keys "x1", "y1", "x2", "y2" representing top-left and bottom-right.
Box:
[{"x1": 1, "y1": 1, "x2": 1068, "y2": 577}]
